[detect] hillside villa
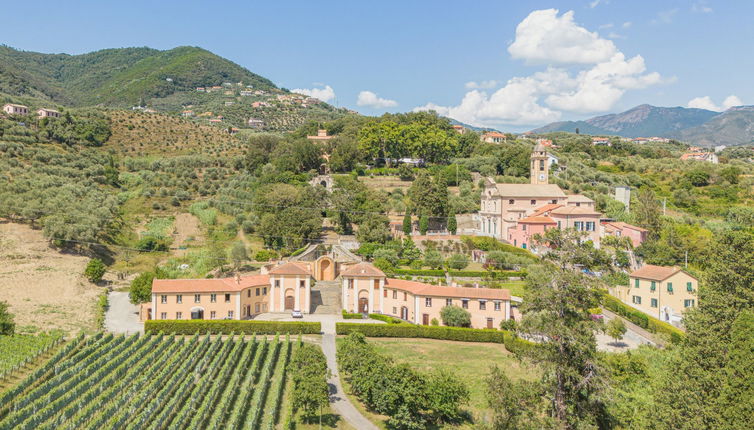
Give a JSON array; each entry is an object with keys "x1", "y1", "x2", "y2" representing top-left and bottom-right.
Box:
[
  {"x1": 147, "y1": 247, "x2": 514, "y2": 329},
  {"x1": 478, "y1": 143, "x2": 647, "y2": 250},
  {"x1": 306, "y1": 129, "x2": 333, "y2": 142},
  {"x1": 2, "y1": 103, "x2": 29, "y2": 115},
  {"x1": 680, "y1": 151, "x2": 719, "y2": 164},
  {"x1": 611, "y1": 264, "x2": 698, "y2": 324},
  {"x1": 36, "y1": 108, "x2": 60, "y2": 118},
  {"x1": 481, "y1": 131, "x2": 506, "y2": 144}
]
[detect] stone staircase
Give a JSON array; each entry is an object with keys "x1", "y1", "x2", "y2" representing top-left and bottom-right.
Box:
[{"x1": 310, "y1": 280, "x2": 342, "y2": 314}]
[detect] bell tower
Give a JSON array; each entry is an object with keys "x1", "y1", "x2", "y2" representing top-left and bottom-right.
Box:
[{"x1": 530, "y1": 142, "x2": 549, "y2": 185}]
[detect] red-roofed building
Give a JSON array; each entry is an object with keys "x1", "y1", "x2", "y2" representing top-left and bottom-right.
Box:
[
  {"x1": 611, "y1": 265, "x2": 699, "y2": 324},
  {"x1": 481, "y1": 131, "x2": 506, "y2": 144},
  {"x1": 680, "y1": 151, "x2": 718, "y2": 164},
  {"x1": 602, "y1": 221, "x2": 648, "y2": 247}
]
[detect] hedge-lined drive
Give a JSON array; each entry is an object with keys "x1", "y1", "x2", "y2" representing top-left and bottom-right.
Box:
[
  {"x1": 145, "y1": 320, "x2": 321, "y2": 335},
  {"x1": 601, "y1": 294, "x2": 685, "y2": 344},
  {"x1": 335, "y1": 322, "x2": 506, "y2": 343}
]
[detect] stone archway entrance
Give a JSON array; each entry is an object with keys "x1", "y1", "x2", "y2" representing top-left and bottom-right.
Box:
[
  {"x1": 315, "y1": 256, "x2": 335, "y2": 281},
  {"x1": 358, "y1": 297, "x2": 369, "y2": 314}
]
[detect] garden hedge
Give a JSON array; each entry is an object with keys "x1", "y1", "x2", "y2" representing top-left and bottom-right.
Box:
[
  {"x1": 145, "y1": 320, "x2": 321, "y2": 335},
  {"x1": 392, "y1": 269, "x2": 526, "y2": 279},
  {"x1": 335, "y1": 323, "x2": 506, "y2": 343},
  {"x1": 601, "y1": 294, "x2": 685, "y2": 344},
  {"x1": 341, "y1": 310, "x2": 363, "y2": 320},
  {"x1": 393, "y1": 269, "x2": 445, "y2": 277},
  {"x1": 367, "y1": 313, "x2": 406, "y2": 324}
]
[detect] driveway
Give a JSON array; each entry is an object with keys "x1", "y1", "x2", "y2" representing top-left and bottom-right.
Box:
[
  {"x1": 596, "y1": 312, "x2": 655, "y2": 352},
  {"x1": 255, "y1": 313, "x2": 380, "y2": 430},
  {"x1": 105, "y1": 291, "x2": 144, "y2": 334}
]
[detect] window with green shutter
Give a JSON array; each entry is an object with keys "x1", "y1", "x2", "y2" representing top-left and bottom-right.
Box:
[
  {"x1": 650, "y1": 281, "x2": 656, "y2": 291},
  {"x1": 667, "y1": 282, "x2": 673, "y2": 293},
  {"x1": 687, "y1": 282, "x2": 693, "y2": 292},
  {"x1": 634, "y1": 278, "x2": 640, "y2": 288},
  {"x1": 651, "y1": 298, "x2": 658, "y2": 308}
]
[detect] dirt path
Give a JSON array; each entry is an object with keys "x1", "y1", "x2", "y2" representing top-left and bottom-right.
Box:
[
  {"x1": 171, "y1": 213, "x2": 203, "y2": 257},
  {"x1": 0, "y1": 222, "x2": 100, "y2": 333}
]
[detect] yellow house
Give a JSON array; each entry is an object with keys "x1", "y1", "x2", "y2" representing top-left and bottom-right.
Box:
[{"x1": 614, "y1": 265, "x2": 698, "y2": 324}]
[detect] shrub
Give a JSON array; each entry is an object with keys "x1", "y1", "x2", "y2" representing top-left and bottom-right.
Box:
[
  {"x1": 393, "y1": 268, "x2": 444, "y2": 277},
  {"x1": 145, "y1": 319, "x2": 321, "y2": 334},
  {"x1": 440, "y1": 305, "x2": 471, "y2": 327},
  {"x1": 368, "y1": 313, "x2": 406, "y2": 324},
  {"x1": 424, "y1": 250, "x2": 444, "y2": 269},
  {"x1": 342, "y1": 310, "x2": 363, "y2": 319},
  {"x1": 254, "y1": 249, "x2": 278, "y2": 261},
  {"x1": 0, "y1": 301, "x2": 15, "y2": 335},
  {"x1": 84, "y1": 258, "x2": 106, "y2": 283},
  {"x1": 446, "y1": 253, "x2": 469, "y2": 270},
  {"x1": 335, "y1": 323, "x2": 505, "y2": 343}
]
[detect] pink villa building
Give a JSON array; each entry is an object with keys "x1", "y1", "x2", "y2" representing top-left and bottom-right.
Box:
[
  {"x1": 601, "y1": 221, "x2": 648, "y2": 247},
  {"x1": 479, "y1": 143, "x2": 604, "y2": 248},
  {"x1": 148, "y1": 253, "x2": 513, "y2": 329}
]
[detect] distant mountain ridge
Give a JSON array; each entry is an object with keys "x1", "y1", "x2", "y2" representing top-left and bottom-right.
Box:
[
  {"x1": 531, "y1": 104, "x2": 754, "y2": 146},
  {"x1": 0, "y1": 45, "x2": 277, "y2": 107}
]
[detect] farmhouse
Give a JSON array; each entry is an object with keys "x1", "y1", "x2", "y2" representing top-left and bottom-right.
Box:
[
  {"x1": 602, "y1": 221, "x2": 648, "y2": 247},
  {"x1": 306, "y1": 129, "x2": 333, "y2": 142},
  {"x1": 148, "y1": 249, "x2": 513, "y2": 329},
  {"x1": 37, "y1": 108, "x2": 60, "y2": 118},
  {"x1": 481, "y1": 131, "x2": 506, "y2": 144},
  {"x1": 611, "y1": 265, "x2": 698, "y2": 324},
  {"x1": 680, "y1": 151, "x2": 719, "y2": 164},
  {"x1": 2, "y1": 103, "x2": 28, "y2": 115}
]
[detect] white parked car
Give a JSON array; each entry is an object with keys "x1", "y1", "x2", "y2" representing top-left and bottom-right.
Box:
[{"x1": 291, "y1": 310, "x2": 303, "y2": 319}]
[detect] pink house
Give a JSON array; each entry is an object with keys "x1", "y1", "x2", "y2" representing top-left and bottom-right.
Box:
[
  {"x1": 507, "y1": 216, "x2": 557, "y2": 250},
  {"x1": 602, "y1": 221, "x2": 648, "y2": 247}
]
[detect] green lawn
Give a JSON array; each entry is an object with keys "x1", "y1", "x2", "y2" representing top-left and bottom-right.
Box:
[
  {"x1": 495, "y1": 280, "x2": 527, "y2": 297},
  {"x1": 366, "y1": 338, "x2": 539, "y2": 427}
]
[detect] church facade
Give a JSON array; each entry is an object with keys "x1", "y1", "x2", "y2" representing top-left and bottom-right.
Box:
[{"x1": 478, "y1": 142, "x2": 601, "y2": 248}]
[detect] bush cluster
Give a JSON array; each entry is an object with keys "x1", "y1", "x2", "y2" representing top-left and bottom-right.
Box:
[
  {"x1": 145, "y1": 319, "x2": 321, "y2": 334},
  {"x1": 338, "y1": 333, "x2": 470, "y2": 429},
  {"x1": 341, "y1": 310, "x2": 362, "y2": 319},
  {"x1": 335, "y1": 322, "x2": 505, "y2": 343}
]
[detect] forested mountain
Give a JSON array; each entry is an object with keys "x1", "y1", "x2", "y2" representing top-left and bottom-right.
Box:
[
  {"x1": 0, "y1": 45, "x2": 276, "y2": 106},
  {"x1": 531, "y1": 104, "x2": 718, "y2": 138}
]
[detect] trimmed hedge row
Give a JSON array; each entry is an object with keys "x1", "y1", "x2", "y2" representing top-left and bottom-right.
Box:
[
  {"x1": 602, "y1": 294, "x2": 685, "y2": 344},
  {"x1": 367, "y1": 313, "x2": 407, "y2": 324},
  {"x1": 341, "y1": 310, "x2": 363, "y2": 320},
  {"x1": 449, "y1": 270, "x2": 526, "y2": 279},
  {"x1": 393, "y1": 269, "x2": 445, "y2": 277},
  {"x1": 144, "y1": 320, "x2": 321, "y2": 335},
  {"x1": 335, "y1": 323, "x2": 505, "y2": 343}
]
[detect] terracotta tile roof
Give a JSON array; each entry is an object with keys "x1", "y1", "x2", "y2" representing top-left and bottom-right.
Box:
[
  {"x1": 629, "y1": 265, "x2": 682, "y2": 281},
  {"x1": 550, "y1": 206, "x2": 602, "y2": 216},
  {"x1": 566, "y1": 194, "x2": 594, "y2": 203},
  {"x1": 385, "y1": 279, "x2": 510, "y2": 300},
  {"x1": 518, "y1": 215, "x2": 556, "y2": 224},
  {"x1": 603, "y1": 221, "x2": 648, "y2": 233},
  {"x1": 483, "y1": 131, "x2": 506, "y2": 138},
  {"x1": 531, "y1": 203, "x2": 563, "y2": 216},
  {"x1": 341, "y1": 262, "x2": 385, "y2": 278},
  {"x1": 268, "y1": 261, "x2": 311, "y2": 276},
  {"x1": 152, "y1": 274, "x2": 270, "y2": 293},
  {"x1": 494, "y1": 184, "x2": 566, "y2": 198}
]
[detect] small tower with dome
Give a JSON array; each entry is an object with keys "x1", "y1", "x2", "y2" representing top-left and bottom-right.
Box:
[{"x1": 530, "y1": 142, "x2": 549, "y2": 185}]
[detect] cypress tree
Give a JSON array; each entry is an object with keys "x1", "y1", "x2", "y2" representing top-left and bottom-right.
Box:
[{"x1": 402, "y1": 212, "x2": 412, "y2": 236}]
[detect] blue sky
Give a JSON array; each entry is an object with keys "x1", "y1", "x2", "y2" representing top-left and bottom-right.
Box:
[{"x1": 2, "y1": 0, "x2": 752, "y2": 130}]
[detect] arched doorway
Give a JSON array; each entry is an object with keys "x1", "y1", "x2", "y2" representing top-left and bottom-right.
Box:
[
  {"x1": 284, "y1": 289, "x2": 295, "y2": 310},
  {"x1": 401, "y1": 306, "x2": 409, "y2": 320},
  {"x1": 190, "y1": 307, "x2": 204, "y2": 320},
  {"x1": 358, "y1": 297, "x2": 369, "y2": 314},
  {"x1": 316, "y1": 256, "x2": 335, "y2": 281}
]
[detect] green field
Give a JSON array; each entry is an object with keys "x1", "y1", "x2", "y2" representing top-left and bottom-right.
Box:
[
  {"x1": 348, "y1": 337, "x2": 538, "y2": 428},
  {"x1": 0, "y1": 333, "x2": 63, "y2": 380},
  {"x1": 0, "y1": 333, "x2": 293, "y2": 430}
]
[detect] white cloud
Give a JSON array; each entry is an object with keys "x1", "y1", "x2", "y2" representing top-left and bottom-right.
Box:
[
  {"x1": 465, "y1": 80, "x2": 499, "y2": 89},
  {"x1": 588, "y1": 0, "x2": 606, "y2": 8},
  {"x1": 691, "y1": 1, "x2": 712, "y2": 13},
  {"x1": 622, "y1": 21, "x2": 632, "y2": 28},
  {"x1": 508, "y1": 9, "x2": 617, "y2": 65},
  {"x1": 356, "y1": 90, "x2": 398, "y2": 109},
  {"x1": 290, "y1": 85, "x2": 336, "y2": 102},
  {"x1": 687, "y1": 95, "x2": 742, "y2": 111},
  {"x1": 415, "y1": 9, "x2": 665, "y2": 127},
  {"x1": 652, "y1": 8, "x2": 679, "y2": 25}
]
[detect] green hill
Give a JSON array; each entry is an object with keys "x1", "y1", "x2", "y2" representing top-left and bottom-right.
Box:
[{"x1": 0, "y1": 45, "x2": 277, "y2": 106}]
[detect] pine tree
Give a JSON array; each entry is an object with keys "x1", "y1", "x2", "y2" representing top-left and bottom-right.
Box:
[
  {"x1": 717, "y1": 311, "x2": 754, "y2": 429},
  {"x1": 402, "y1": 212, "x2": 412, "y2": 236},
  {"x1": 448, "y1": 210, "x2": 457, "y2": 235}
]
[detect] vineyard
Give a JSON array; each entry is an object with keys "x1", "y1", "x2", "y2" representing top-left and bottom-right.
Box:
[
  {"x1": 0, "y1": 332, "x2": 293, "y2": 429},
  {"x1": 0, "y1": 333, "x2": 64, "y2": 381}
]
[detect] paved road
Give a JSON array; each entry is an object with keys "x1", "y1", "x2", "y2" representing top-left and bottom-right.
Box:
[
  {"x1": 256, "y1": 313, "x2": 380, "y2": 430},
  {"x1": 596, "y1": 311, "x2": 655, "y2": 352},
  {"x1": 105, "y1": 291, "x2": 144, "y2": 334}
]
